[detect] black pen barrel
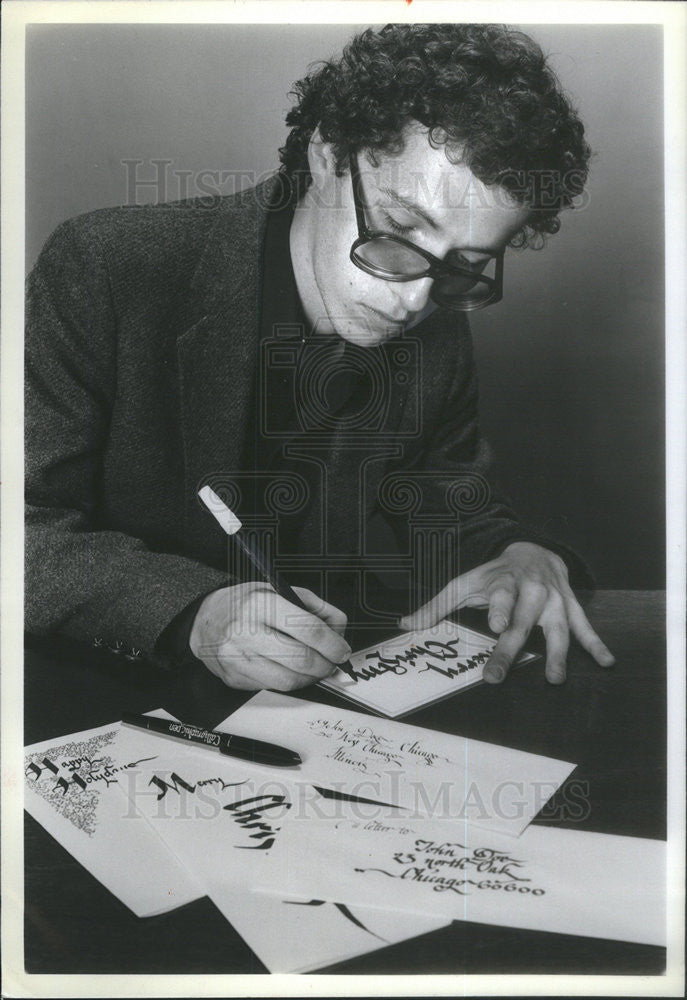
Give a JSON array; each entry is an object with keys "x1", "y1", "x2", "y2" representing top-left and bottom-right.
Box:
[
  {"x1": 233, "y1": 533, "x2": 311, "y2": 613},
  {"x1": 121, "y1": 713, "x2": 301, "y2": 767},
  {"x1": 221, "y1": 733, "x2": 301, "y2": 767}
]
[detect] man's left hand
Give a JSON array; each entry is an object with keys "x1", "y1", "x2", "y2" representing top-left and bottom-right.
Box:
[{"x1": 398, "y1": 541, "x2": 615, "y2": 684}]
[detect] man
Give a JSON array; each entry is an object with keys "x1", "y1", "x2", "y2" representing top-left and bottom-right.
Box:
[{"x1": 25, "y1": 23, "x2": 615, "y2": 693}]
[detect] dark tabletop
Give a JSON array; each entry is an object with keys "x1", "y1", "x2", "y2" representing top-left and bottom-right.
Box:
[{"x1": 24, "y1": 590, "x2": 666, "y2": 976}]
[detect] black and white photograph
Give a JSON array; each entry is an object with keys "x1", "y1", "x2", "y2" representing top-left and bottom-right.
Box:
[{"x1": 2, "y1": 0, "x2": 685, "y2": 995}]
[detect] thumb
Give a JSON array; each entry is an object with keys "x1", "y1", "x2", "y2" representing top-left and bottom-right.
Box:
[{"x1": 398, "y1": 571, "x2": 485, "y2": 632}]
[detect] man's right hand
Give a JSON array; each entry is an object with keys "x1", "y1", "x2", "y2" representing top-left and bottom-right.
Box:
[{"x1": 188, "y1": 582, "x2": 351, "y2": 690}]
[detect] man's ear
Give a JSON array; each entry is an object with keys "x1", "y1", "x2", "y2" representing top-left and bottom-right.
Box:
[{"x1": 307, "y1": 128, "x2": 338, "y2": 187}]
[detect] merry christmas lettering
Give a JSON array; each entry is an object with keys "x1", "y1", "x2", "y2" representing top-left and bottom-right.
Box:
[
  {"x1": 149, "y1": 771, "x2": 290, "y2": 851},
  {"x1": 339, "y1": 638, "x2": 491, "y2": 683}
]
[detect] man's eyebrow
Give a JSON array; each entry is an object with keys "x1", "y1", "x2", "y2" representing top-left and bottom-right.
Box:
[
  {"x1": 380, "y1": 186, "x2": 441, "y2": 230},
  {"x1": 380, "y1": 184, "x2": 512, "y2": 256}
]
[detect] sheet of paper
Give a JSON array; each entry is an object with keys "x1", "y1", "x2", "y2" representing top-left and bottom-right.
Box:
[
  {"x1": 23, "y1": 712, "x2": 203, "y2": 917},
  {"x1": 224, "y1": 692, "x2": 576, "y2": 837},
  {"x1": 320, "y1": 620, "x2": 538, "y2": 717},
  {"x1": 123, "y1": 749, "x2": 447, "y2": 972},
  {"x1": 260, "y1": 814, "x2": 666, "y2": 947},
  {"x1": 211, "y1": 892, "x2": 449, "y2": 973}
]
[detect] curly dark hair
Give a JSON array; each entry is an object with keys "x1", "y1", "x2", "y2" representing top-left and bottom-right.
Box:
[{"x1": 278, "y1": 23, "x2": 591, "y2": 248}]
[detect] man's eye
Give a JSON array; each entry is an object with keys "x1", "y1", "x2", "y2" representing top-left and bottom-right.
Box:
[{"x1": 381, "y1": 212, "x2": 415, "y2": 236}]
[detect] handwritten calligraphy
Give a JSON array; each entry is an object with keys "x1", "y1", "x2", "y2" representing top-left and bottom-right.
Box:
[
  {"x1": 145, "y1": 769, "x2": 288, "y2": 852},
  {"x1": 354, "y1": 837, "x2": 545, "y2": 897},
  {"x1": 284, "y1": 899, "x2": 386, "y2": 941},
  {"x1": 338, "y1": 637, "x2": 491, "y2": 684},
  {"x1": 23, "y1": 731, "x2": 121, "y2": 835},
  {"x1": 320, "y1": 621, "x2": 540, "y2": 716},
  {"x1": 305, "y1": 718, "x2": 451, "y2": 774},
  {"x1": 224, "y1": 793, "x2": 292, "y2": 851}
]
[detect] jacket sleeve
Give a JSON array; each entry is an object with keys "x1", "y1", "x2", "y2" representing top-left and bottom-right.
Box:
[
  {"x1": 383, "y1": 319, "x2": 594, "y2": 594},
  {"x1": 25, "y1": 219, "x2": 228, "y2": 665}
]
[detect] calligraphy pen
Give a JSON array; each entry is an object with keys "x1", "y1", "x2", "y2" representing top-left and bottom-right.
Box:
[
  {"x1": 197, "y1": 484, "x2": 311, "y2": 612},
  {"x1": 197, "y1": 483, "x2": 355, "y2": 679},
  {"x1": 122, "y1": 713, "x2": 301, "y2": 768}
]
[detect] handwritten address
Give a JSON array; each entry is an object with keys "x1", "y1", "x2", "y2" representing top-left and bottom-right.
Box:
[
  {"x1": 305, "y1": 718, "x2": 452, "y2": 774},
  {"x1": 355, "y1": 836, "x2": 546, "y2": 897}
]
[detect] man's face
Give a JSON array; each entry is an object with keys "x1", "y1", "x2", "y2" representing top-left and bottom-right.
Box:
[{"x1": 290, "y1": 125, "x2": 532, "y2": 348}]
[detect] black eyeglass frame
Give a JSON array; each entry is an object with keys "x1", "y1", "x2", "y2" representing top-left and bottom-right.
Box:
[{"x1": 348, "y1": 154, "x2": 505, "y2": 312}]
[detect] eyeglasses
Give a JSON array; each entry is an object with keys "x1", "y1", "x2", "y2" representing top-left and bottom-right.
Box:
[{"x1": 349, "y1": 154, "x2": 504, "y2": 312}]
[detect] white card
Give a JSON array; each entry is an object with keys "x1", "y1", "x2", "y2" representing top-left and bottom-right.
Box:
[
  {"x1": 224, "y1": 691, "x2": 576, "y2": 837},
  {"x1": 123, "y1": 750, "x2": 447, "y2": 972},
  {"x1": 320, "y1": 620, "x2": 538, "y2": 717},
  {"x1": 23, "y1": 713, "x2": 203, "y2": 917},
  {"x1": 211, "y1": 892, "x2": 449, "y2": 973},
  {"x1": 261, "y1": 814, "x2": 666, "y2": 947}
]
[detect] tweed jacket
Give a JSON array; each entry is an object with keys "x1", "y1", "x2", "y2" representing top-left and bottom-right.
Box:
[{"x1": 25, "y1": 178, "x2": 591, "y2": 664}]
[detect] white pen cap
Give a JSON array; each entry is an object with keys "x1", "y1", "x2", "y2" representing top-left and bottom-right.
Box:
[{"x1": 198, "y1": 485, "x2": 242, "y2": 535}]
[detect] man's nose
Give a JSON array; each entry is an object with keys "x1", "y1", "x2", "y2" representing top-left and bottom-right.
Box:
[{"x1": 391, "y1": 277, "x2": 434, "y2": 315}]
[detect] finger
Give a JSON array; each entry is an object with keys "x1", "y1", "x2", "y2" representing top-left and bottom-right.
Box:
[
  {"x1": 292, "y1": 587, "x2": 348, "y2": 637},
  {"x1": 566, "y1": 599, "x2": 616, "y2": 666},
  {"x1": 542, "y1": 614, "x2": 570, "y2": 685},
  {"x1": 194, "y1": 647, "x2": 283, "y2": 691},
  {"x1": 483, "y1": 583, "x2": 548, "y2": 684},
  {"x1": 243, "y1": 626, "x2": 341, "y2": 679},
  {"x1": 264, "y1": 592, "x2": 352, "y2": 664},
  {"x1": 225, "y1": 655, "x2": 319, "y2": 692},
  {"x1": 487, "y1": 585, "x2": 517, "y2": 634},
  {"x1": 398, "y1": 569, "x2": 484, "y2": 631}
]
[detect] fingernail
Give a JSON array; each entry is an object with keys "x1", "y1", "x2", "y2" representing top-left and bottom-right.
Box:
[
  {"x1": 398, "y1": 617, "x2": 412, "y2": 631},
  {"x1": 547, "y1": 669, "x2": 566, "y2": 685},
  {"x1": 337, "y1": 647, "x2": 352, "y2": 663},
  {"x1": 600, "y1": 650, "x2": 616, "y2": 667},
  {"x1": 484, "y1": 666, "x2": 505, "y2": 684},
  {"x1": 490, "y1": 614, "x2": 507, "y2": 633}
]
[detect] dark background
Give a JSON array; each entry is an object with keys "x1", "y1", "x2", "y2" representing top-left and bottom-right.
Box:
[{"x1": 25, "y1": 22, "x2": 665, "y2": 589}]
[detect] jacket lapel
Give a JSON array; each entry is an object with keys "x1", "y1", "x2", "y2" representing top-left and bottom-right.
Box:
[
  {"x1": 176, "y1": 181, "x2": 276, "y2": 560},
  {"x1": 174, "y1": 176, "x2": 414, "y2": 567}
]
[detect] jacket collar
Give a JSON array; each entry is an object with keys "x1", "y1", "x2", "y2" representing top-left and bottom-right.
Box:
[
  {"x1": 176, "y1": 176, "x2": 282, "y2": 557},
  {"x1": 188, "y1": 175, "x2": 282, "y2": 311}
]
